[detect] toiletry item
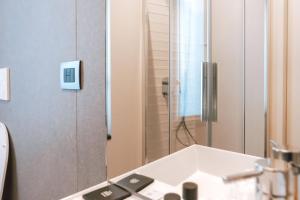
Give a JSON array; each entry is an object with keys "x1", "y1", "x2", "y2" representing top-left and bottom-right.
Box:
[
  {"x1": 182, "y1": 182, "x2": 198, "y2": 200},
  {"x1": 116, "y1": 173, "x2": 154, "y2": 192},
  {"x1": 164, "y1": 193, "x2": 181, "y2": 200},
  {"x1": 82, "y1": 184, "x2": 131, "y2": 200}
]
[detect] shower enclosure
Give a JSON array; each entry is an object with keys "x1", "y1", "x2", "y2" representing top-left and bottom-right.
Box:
[{"x1": 144, "y1": 0, "x2": 267, "y2": 163}]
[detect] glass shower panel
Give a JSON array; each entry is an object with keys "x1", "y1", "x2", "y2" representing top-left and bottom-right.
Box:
[
  {"x1": 169, "y1": 0, "x2": 208, "y2": 153},
  {"x1": 145, "y1": 0, "x2": 265, "y2": 162},
  {"x1": 169, "y1": 0, "x2": 246, "y2": 154},
  {"x1": 210, "y1": 0, "x2": 245, "y2": 153}
]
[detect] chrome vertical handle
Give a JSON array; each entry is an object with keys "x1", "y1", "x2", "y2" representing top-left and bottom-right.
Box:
[
  {"x1": 202, "y1": 62, "x2": 209, "y2": 121},
  {"x1": 202, "y1": 62, "x2": 218, "y2": 122},
  {"x1": 211, "y1": 63, "x2": 218, "y2": 122}
]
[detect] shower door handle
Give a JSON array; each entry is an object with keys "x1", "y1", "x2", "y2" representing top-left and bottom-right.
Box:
[
  {"x1": 202, "y1": 62, "x2": 218, "y2": 122},
  {"x1": 211, "y1": 63, "x2": 218, "y2": 122},
  {"x1": 202, "y1": 62, "x2": 209, "y2": 121}
]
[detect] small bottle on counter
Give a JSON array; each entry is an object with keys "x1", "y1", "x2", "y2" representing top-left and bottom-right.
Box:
[
  {"x1": 164, "y1": 193, "x2": 181, "y2": 200},
  {"x1": 182, "y1": 182, "x2": 198, "y2": 200}
]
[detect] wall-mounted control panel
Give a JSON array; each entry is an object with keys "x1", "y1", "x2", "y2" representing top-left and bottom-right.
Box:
[
  {"x1": 0, "y1": 68, "x2": 10, "y2": 101},
  {"x1": 60, "y1": 61, "x2": 81, "y2": 90}
]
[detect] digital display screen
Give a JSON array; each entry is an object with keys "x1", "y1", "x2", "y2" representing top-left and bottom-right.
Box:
[{"x1": 64, "y1": 68, "x2": 75, "y2": 83}]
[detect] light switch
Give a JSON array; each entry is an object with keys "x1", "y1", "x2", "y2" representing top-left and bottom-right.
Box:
[
  {"x1": 0, "y1": 68, "x2": 10, "y2": 101},
  {"x1": 60, "y1": 61, "x2": 81, "y2": 90}
]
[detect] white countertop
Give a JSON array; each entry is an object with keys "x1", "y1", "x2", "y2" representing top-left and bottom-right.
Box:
[{"x1": 61, "y1": 145, "x2": 261, "y2": 200}]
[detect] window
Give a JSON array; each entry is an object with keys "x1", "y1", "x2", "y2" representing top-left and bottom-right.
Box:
[{"x1": 178, "y1": 0, "x2": 206, "y2": 117}]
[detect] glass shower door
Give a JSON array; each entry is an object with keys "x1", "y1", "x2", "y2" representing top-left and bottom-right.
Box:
[
  {"x1": 145, "y1": 0, "x2": 266, "y2": 163},
  {"x1": 169, "y1": 0, "x2": 246, "y2": 154},
  {"x1": 209, "y1": 0, "x2": 245, "y2": 153}
]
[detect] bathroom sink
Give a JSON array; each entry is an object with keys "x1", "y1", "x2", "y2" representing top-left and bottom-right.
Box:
[{"x1": 62, "y1": 145, "x2": 261, "y2": 200}]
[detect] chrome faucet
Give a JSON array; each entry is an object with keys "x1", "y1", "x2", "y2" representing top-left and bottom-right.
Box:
[{"x1": 223, "y1": 141, "x2": 300, "y2": 199}]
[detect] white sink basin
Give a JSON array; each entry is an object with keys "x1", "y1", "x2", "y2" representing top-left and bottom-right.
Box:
[
  {"x1": 136, "y1": 145, "x2": 259, "y2": 186},
  {"x1": 62, "y1": 145, "x2": 261, "y2": 200}
]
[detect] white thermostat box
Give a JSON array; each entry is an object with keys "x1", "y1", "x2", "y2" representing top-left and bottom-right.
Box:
[
  {"x1": 60, "y1": 61, "x2": 81, "y2": 90},
  {"x1": 0, "y1": 68, "x2": 10, "y2": 101}
]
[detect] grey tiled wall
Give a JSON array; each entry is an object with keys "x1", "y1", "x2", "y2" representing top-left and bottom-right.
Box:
[{"x1": 0, "y1": 0, "x2": 107, "y2": 199}]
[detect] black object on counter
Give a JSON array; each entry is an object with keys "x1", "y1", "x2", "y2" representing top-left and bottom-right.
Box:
[
  {"x1": 116, "y1": 173, "x2": 154, "y2": 192},
  {"x1": 164, "y1": 193, "x2": 181, "y2": 200},
  {"x1": 182, "y1": 182, "x2": 198, "y2": 200},
  {"x1": 82, "y1": 184, "x2": 131, "y2": 200}
]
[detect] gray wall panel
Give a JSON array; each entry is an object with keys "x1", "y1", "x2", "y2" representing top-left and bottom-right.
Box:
[
  {"x1": 0, "y1": 0, "x2": 107, "y2": 199},
  {"x1": 76, "y1": 0, "x2": 107, "y2": 190}
]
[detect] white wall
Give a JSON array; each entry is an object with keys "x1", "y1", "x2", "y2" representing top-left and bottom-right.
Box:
[
  {"x1": 244, "y1": 0, "x2": 266, "y2": 156},
  {"x1": 107, "y1": 0, "x2": 143, "y2": 178},
  {"x1": 286, "y1": 0, "x2": 300, "y2": 149},
  {"x1": 269, "y1": 0, "x2": 288, "y2": 148},
  {"x1": 269, "y1": 0, "x2": 300, "y2": 150}
]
